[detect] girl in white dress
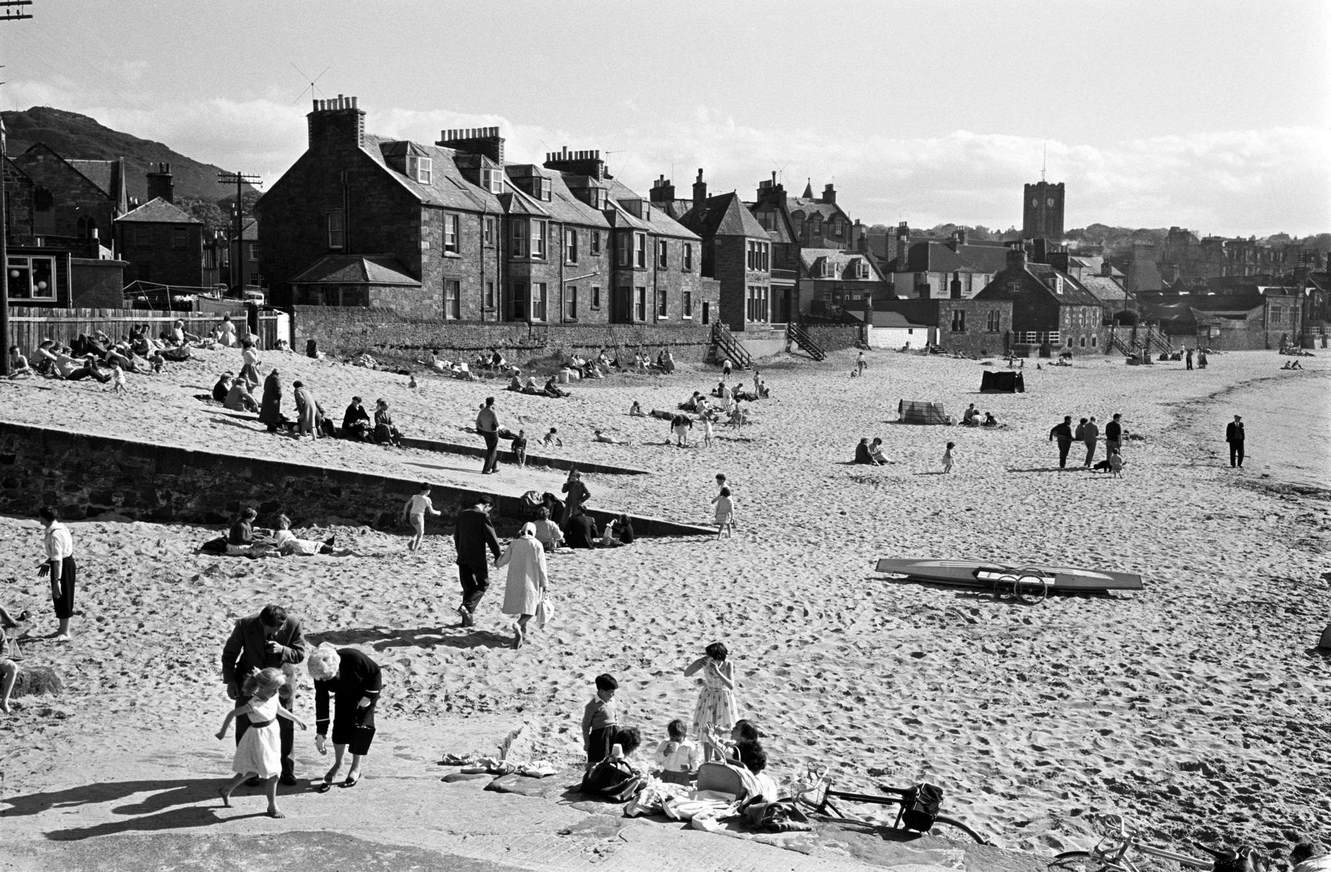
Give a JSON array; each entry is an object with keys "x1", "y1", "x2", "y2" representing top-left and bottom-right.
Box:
[
  {"x1": 216, "y1": 667, "x2": 307, "y2": 818},
  {"x1": 684, "y1": 642, "x2": 738, "y2": 761}
]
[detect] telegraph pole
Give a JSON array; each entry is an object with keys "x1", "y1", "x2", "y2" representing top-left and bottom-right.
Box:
[
  {"x1": 217, "y1": 171, "x2": 261, "y2": 294},
  {"x1": 0, "y1": 1, "x2": 34, "y2": 375}
]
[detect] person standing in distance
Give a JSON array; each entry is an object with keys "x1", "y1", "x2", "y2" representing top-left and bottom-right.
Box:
[
  {"x1": 1048, "y1": 416, "x2": 1074, "y2": 469},
  {"x1": 454, "y1": 496, "x2": 501, "y2": 627},
  {"x1": 1226, "y1": 415, "x2": 1245, "y2": 468},
  {"x1": 1104, "y1": 413, "x2": 1123, "y2": 458},
  {"x1": 477, "y1": 397, "x2": 500, "y2": 475},
  {"x1": 37, "y1": 507, "x2": 76, "y2": 642},
  {"x1": 1081, "y1": 416, "x2": 1100, "y2": 468}
]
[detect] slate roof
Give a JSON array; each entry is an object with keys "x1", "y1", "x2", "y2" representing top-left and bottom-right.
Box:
[
  {"x1": 679, "y1": 192, "x2": 769, "y2": 240},
  {"x1": 799, "y1": 247, "x2": 882, "y2": 282},
  {"x1": 503, "y1": 166, "x2": 610, "y2": 228},
  {"x1": 1068, "y1": 255, "x2": 1124, "y2": 280},
  {"x1": 66, "y1": 158, "x2": 119, "y2": 197},
  {"x1": 886, "y1": 240, "x2": 1009, "y2": 274},
  {"x1": 1024, "y1": 263, "x2": 1104, "y2": 306},
  {"x1": 1079, "y1": 274, "x2": 1129, "y2": 304},
  {"x1": 116, "y1": 196, "x2": 200, "y2": 224},
  {"x1": 363, "y1": 134, "x2": 502, "y2": 213},
  {"x1": 290, "y1": 254, "x2": 419, "y2": 286},
  {"x1": 785, "y1": 196, "x2": 843, "y2": 222},
  {"x1": 603, "y1": 176, "x2": 699, "y2": 240},
  {"x1": 868, "y1": 310, "x2": 928, "y2": 328}
]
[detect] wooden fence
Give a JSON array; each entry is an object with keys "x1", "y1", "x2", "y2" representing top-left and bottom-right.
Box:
[{"x1": 7, "y1": 306, "x2": 283, "y2": 351}]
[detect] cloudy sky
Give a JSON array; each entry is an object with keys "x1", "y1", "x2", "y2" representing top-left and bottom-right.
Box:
[{"x1": 3, "y1": 0, "x2": 1327, "y2": 236}]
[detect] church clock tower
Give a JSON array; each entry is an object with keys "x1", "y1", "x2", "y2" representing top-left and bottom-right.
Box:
[{"x1": 1022, "y1": 181, "x2": 1065, "y2": 240}]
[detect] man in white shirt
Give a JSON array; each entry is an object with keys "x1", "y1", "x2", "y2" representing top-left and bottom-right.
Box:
[{"x1": 38, "y1": 507, "x2": 75, "y2": 642}]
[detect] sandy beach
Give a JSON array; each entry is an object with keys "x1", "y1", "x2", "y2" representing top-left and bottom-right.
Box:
[{"x1": 0, "y1": 343, "x2": 1327, "y2": 866}]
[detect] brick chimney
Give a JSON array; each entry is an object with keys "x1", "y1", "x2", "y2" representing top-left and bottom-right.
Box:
[
  {"x1": 649, "y1": 174, "x2": 674, "y2": 206},
  {"x1": 755, "y1": 171, "x2": 786, "y2": 209},
  {"x1": 692, "y1": 168, "x2": 707, "y2": 210},
  {"x1": 1006, "y1": 241, "x2": 1028, "y2": 271},
  {"x1": 307, "y1": 95, "x2": 366, "y2": 150},
  {"x1": 822, "y1": 183, "x2": 836, "y2": 205},
  {"x1": 895, "y1": 222, "x2": 910, "y2": 265},
  {"x1": 541, "y1": 145, "x2": 603, "y2": 180},
  {"x1": 439, "y1": 126, "x2": 506, "y2": 166},
  {"x1": 146, "y1": 162, "x2": 174, "y2": 204}
]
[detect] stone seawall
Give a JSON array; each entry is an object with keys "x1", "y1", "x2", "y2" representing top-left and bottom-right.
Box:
[
  {"x1": 292, "y1": 307, "x2": 716, "y2": 362},
  {"x1": 0, "y1": 422, "x2": 710, "y2": 538}
]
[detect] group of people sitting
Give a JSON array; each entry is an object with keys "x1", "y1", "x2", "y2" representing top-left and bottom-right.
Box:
[
  {"x1": 505, "y1": 370, "x2": 571, "y2": 399},
  {"x1": 202, "y1": 507, "x2": 336, "y2": 557},
  {"x1": 959, "y1": 403, "x2": 1000, "y2": 427},
  {"x1": 1280, "y1": 359, "x2": 1304, "y2": 370},
  {"x1": 423, "y1": 351, "x2": 479, "y2": 381},
  {"x1": 852, "y1": 437, "x2": 893, "y2": 465}
]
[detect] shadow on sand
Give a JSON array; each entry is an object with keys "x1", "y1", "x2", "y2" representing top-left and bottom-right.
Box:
[{"x1": 308, "y1": 625, "x2": 513, "y2": 652}]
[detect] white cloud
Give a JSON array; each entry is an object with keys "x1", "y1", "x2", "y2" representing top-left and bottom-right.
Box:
[{"x1": 5, "y1": 81, "x2": 1326, "y2": 236}]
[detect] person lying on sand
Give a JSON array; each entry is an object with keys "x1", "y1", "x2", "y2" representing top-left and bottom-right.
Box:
[
  {"x1": 593, "y1": 430, "x2": 623, "y2": 445},
  {"x1": 269, "y1": 514, "x2": 335, "y2": 556}
]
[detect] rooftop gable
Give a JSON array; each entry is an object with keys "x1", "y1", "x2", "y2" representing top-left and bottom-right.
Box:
[
  {"x1": 680, "y1": 192, "x2": 769, "y2": 240},
  {"x1": 116, "y1": 196, "x2": 200, "y2": 224}
]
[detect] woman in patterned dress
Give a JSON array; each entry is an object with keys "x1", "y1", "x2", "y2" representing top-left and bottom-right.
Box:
[{"x1": 684, "y1": 641, "x2": 737, "y2": 762}]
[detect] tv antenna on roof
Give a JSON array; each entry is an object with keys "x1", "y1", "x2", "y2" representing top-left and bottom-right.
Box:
[
  {"x1": 1041, "y1": 141, "x2": 1047, "y2": 182},
  {"x1": 292, "y1": 63, "x2": 331, "y2": 103}
]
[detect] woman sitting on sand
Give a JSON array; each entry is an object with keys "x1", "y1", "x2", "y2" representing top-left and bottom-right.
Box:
[
  {"x1": 269, "y1": 515, "x2": 335, "y2": 556},
  {"x1": 629, "y1": 401, "x2": 645, "y2": 417},
  {"x1": 212, "y1": 373, "x2": 232, "y2": 403},
  {"x1": 507, "y1": 371, "x2": 524, "y2": 391},
  {"x1": 853, "y1": 438, "x2": 877, "y2": 465},
  {"x1": 224, "y1": 378, "x2": 260, "y2": 413},
  {"x1": 544, "y1": 376, "x2": 570, "y2": 398},
  {"x1": 532, "y1": 507, "x2": 565, "y2": 552},
  {"x1": 373, "y1": 399, "x2": 402, "y2": 446},
  {"x1": 226, "y1": 507, "x2": 260, "y2": 556},
  {"x1": 341, "y1": 397, "x2": 372, "y2": 441},
  {"x1": 868, "y1": 437, "x2": 891, "y2": 464},
  {"x1": 982, "y1": 412, "x2": 998, "y2": 427}
]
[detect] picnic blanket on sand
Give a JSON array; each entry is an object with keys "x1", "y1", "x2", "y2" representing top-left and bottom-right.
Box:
[{"x1": 897, "y1": 400, "x2": 952, "y2": 425}]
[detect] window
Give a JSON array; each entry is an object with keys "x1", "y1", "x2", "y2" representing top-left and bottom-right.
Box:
[
  {"x1": 616, "y1": 231, "x2": 631, "y2": 267},
  {"x1": 509, "y1": 280, "x2": 527, "y2": 320},
  {"x1": 986, "y1": 310, "x2": 1001, "y2": 333},
  {"x1": 591, "y1": 285, "x2": 601, "y2": 309},
  {"x1": 1090, "y1": 334, "x2": 1097, "y2": 347},
  {"x1": 683, "y1": 244, "x2": 693, "y2": 271},
  {"x1": 591, "y1": 230, "x2": 602, "y2": 255},
  {"x1": 5, "y1": 255, "x2": 56, "y2": 301},
  {"x1": 537, "y1": 177, "x2": 552, "y2": 201},
  {"x1": 481, "y1": 166, "x2": 503, "y2": 194},
  {"x1": 747, "y1": 242, "x2": 755, "y2": 270},
  {"x1": 657, "y1": 240, "x2": 668, "y2": 269},
  {"x1": 656, "y1": 289, "x2": 668, "y2": 318},
  {"x1": 565, "y1": 228, "x2": 578, "y2": 264},
  {"x1": 1079, "y1": 335, "x2": 1087, "y2": 348},
  {"x1": 531, "y1": 282, "x2": 548, "y2": 321},
  {"x1": 406, "y1": 155, "x2": 432, "y2": 184},
  {"x1": 444, "y1": 279, "x2": 460, "y2": 319},
  {"x1": 951, "y1": 309, "x2": 966, "y2": 332},
  {"x1": 172, "y1": 227, "x2": 188, "y2": 250},
  {"x1": 761, "y1": 243, "x2": 770, "y2": 271},
  {"x1": 485, "y1": 280, "x2": 495, "y2": 310},
  {"x1": 532, "y1": 219, "x2": 548, "y2": 258},
  {"x1": 634, "y1": 286, "x2": 647, "y2": 322},
  {"x1": 511, "y1": 219, "x2": 528, "y2": 258},
  {"x1": 483, "y1": 216, "x2": 496, "y2": 247},
  {"x1": 444, "y1": 213, "x2": 459, "y2": 253},
  {"x1": 634, "y1": 233, "x2": 647, "y2": 268},
  {"x1": 327, "y1": 210, "x2": 344, "y2": 249},
  {"x1": 566, "y1": 285, "x2": 578, "y2": 320},
  {"x1": 683, "y1": 291, "x2": 693, "y2": 319}
]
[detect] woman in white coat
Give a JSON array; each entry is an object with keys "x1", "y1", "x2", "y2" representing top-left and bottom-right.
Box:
[{"x1": 497, "y1": 522, "x2": 548, "y2": 649}]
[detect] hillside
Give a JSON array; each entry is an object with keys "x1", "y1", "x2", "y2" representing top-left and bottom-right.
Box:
[{"x1": 1, "y1": 106, "x2": 255, "y2": 205}]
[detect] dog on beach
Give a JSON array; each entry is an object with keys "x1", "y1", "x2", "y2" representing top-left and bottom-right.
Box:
[{"x1": 1092, "y1": 455, "x2": 1126, "y2": 477}]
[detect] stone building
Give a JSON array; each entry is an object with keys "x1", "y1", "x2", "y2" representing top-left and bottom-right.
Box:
[
  {"x1": 10, "y1": 143, "x2": 128, "y2": 248},
  {"x1": 798, "y1": 248, "x2": 887, "y2": 312},
  {"x1": 114, "y1": 165, "x2": 205, "y2": 288},
  {"x1": 674, "y1": 183, "x2": 773, "y2": 332},
  {"x1": 883, "y1": 226, "x2": 1009, "y2": 300},
  {"x1": 1022, "y1": 180, "x2": 1064, "y2": 240},
  {"x1": 258, "y1": 98, "x2": 711, "y2": 326},
  {"x1": 1156, "y1": 227, "x2": 1287, "y2": 286},
  {"x1": 973, "y1": 244, "x2": 1106, "y2": 354}
]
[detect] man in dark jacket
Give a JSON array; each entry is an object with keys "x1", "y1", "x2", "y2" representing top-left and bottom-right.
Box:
[
  {"x1": 1049, "y1": 416, "x2": 1074, "y2": 469},
  {"x1": 1104, "y1": 413, "x2": 1123, "y2": 458},
  {"x1": 1226, "y1": 415, "x2": 1245, "y2": 468},
  {"x1": 564, "y1": 506, "x2": 599, "y2": 549},
  {"x1": 454, "y1": 496, "x2": 501, "y2": 627},
  {"x1": 476, "y1": 397, "x2": 500, "y2": 474},
  {"x1": 1081, "y1": 416, "x2": 1100, "y2": 468},
  {"x1": 221, "y1": 604, "x2": 307, "y2": 784}
]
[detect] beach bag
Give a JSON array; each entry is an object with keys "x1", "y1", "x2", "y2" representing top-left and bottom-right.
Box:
[
  {"x1": 200, "y1": 535, "x2": 228, "y2": 555},
  {"x1": 582, "y1": 758, "x2": 643, "y2": 803},
  {"x1": 900, "y1": 782, "x2": 943, "y2": 832},
  {"x1": 535, "y1": 595, "x2": 554, "y2": 629}
]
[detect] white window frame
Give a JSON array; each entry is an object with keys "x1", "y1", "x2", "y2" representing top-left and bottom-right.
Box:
[
  {"x1": 634, "y1": 233, "x2": 647, "y2": 269},
  {"x1": 565, "y1": 227, "x2": 578, "y2": 264},
  {"x1": 634, "y1": 286, "x2": 647, "y2": 322},
  {"x1": 657, "y1": 239, "x2": 668, "y2": 269},
  {"x1": 511, "y1": 219, "x2": 528, "y2": 258},
  {"x1": 530, "y1": 281, "x2": 548, "y2": 322},
  {"x1": 444, "y1": 213, "x2": 459, "y2": 253},
  {"x1": 483, "y1": 216, "x2": 496, "y2": 247},
  {"x1": 591, "y1": 285, "x2": 602, "y2": 309},
  {"x1": 566, "y1": 285, "x2": 578, "y2": 320},
  {"x1": 6, "y1": 254, "x2": 57, "y2": 301},
  {"x1": 683, "y1": 290, "x2": 693, "y2": 319},
  {"x1": 683, "y1": 243, "x2": 693, "y2": 271},
  {"x1": 530, "y1": 219, "x2": 547, "y2": 259},
  {"x1": 590, "y1": 230, "x2": 602, "y2": 255},
  {"x1": 444, "y1": 278, "x2": 460, "y2": 320},
  {"x1": 482, "y1": 166, "x2": 503, "y2": 194},
  {"x1": 538, "y1": 178, "x2": 552, "y2": 201},
  {"x1": 656, "y1": 288, "x2": 668, "y2": 319}
]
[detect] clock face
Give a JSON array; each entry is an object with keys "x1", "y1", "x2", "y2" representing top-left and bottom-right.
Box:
[
  {"x1": 1031, "y1": 198, "x2": 1038, "y2": 206},
  {"x1": 1047, "y1": 198, "x2": 1055, "y2": 207}
]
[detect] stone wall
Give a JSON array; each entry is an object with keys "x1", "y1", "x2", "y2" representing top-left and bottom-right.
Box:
[
  {"x1": 802, "y1": 321, "x2": 862, "y2": 352},
  {"x1": 293, "y1": 306, "x2": 718, "y2": 361},
  {"x1": 0, "y1": 422, "x2": 709, "y2": 538}
]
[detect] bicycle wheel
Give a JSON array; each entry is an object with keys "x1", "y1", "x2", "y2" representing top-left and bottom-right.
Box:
[
  {"x1": 1047, "y1": 851, "x2": 1097, "y2": 871},
  {"x1": 992, "y1": 572, "x2": 1019, "y2": 601},
  {"x1": 933, "y1": 815, "x2": 989, "y2": 845},
  {"x1": 1013, "y1": 572, "x2": 1050, "y2": 605}
]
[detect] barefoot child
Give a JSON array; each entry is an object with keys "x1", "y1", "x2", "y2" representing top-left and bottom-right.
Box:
[
  {"x1": 401, "y1": 483, "x2": 441, "y2": 551},
  {"x1": 654, "y1": 718, "x2": 703, "y2": 784},
  {"x1": 942, "y1": 441, "x2": 955, "y2": 473},
  {"x1": 712, "y1": 487, "x2": 735, "y2": 538},
  {"x1": 216, "y1": 667, "x2": 307, "y2": 817},
  {"x1": 110, "y1": 362, "x2": 127, "y2": 394},
  {"x1": 542, "y1": 427, "x2": 562, "y2": 448},
  {"x1": 511, "y1": 429, "x2": 528, "y2": 468}
]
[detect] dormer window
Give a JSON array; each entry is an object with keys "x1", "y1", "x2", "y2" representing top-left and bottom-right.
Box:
[
  {"x1": 406, "y1": 155, "x2": 432, "y2": 184},
  {"x1": 481, "y1": 166, "x2": 503, "y2": 194},
  {"x1": 1053, "y1": 275, "x2": 1064, "y2": 295},
  {"x1": 588, "y1": 188, "x2": 607, "y2": 210},
  {"x1": 538, "y1": 178, "x2": 552, "y2": 201}
]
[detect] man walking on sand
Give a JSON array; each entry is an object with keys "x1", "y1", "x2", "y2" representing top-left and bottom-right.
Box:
[
  {"x1": 221, "y1": 604, "x2": 307, "y2": 785},
  {"x1": 1226, "y1": 415, "x2": 1245, "y2": 468},
  {"x1": 1049, "y1": 416, "x2": 1074, "y2": 469},
  {"x1": 37, "y1": 507, "x2": 76, "y2": 642},
  {"x1": 454, "y1": 496, "x2": 501, "y2": 627},
  {"x1": 1082, "y1": 416, "x2": 1100, "y2": 468},
  {"x1": 477, "y1": 397, "x2": 500, "y2": 475},
  {"x1": 1105, "y1": 413, "x2": 1123, "y2": 458}
]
